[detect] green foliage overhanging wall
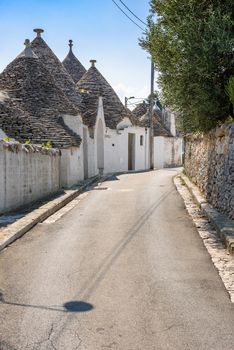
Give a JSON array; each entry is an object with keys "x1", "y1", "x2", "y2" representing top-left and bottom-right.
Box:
[{"x1": 140, "y1": 0, "x2": 234, "y2": 132}]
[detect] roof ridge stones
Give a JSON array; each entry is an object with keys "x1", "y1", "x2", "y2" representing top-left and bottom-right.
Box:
[
  {"x1": 62, "y1": 40, "x2": 86, "y2": 83},
  {"x1": 30, "y1": 29, "x2": 83, "y2": 111},
  {"x1": 77, "y1": 60, "x2": 134, "y2": 129}
]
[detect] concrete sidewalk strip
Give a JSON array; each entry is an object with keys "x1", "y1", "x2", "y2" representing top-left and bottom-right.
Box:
[
  {"x1": 180, "y1": 172, "x2": 234, "y2": 255},
  {"x1": 0, "y1": 175, "x2": 101, "y2": 252}
]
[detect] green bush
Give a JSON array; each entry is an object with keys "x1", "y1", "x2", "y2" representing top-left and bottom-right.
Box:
[{"x1": 140, "y1": 0, "x2": 234, "y2": 132}]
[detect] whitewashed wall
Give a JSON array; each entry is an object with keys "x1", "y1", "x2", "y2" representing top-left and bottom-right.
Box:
[
  {"x1": 93, "y1": 99, "x2": 150, "y2": 174},
  {"x1": 0, "y1": 141, "x2": 60, "y2": 214},
  {"x1": 61, "y1": 114, "x2": 85, "y2": 186},
  {"x1": 60, "y1": 147, "x2": 84, "y2": 187},
  {"x1": 154, "y1": 136, "x2": 183, "y2": 169},
  {"x1": 87, "y1": 135, "x2": 96, "y2": 178},
  {"x1": 104, "y1": 126, "x2": 150, "y2": 174}
]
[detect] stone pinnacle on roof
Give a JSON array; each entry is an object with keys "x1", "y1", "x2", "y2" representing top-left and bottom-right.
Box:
[
  {"x1": 33, "y1": 28, "x2": 44, "y2": 37},
  {"x1": 69, "y1": 39, "x2": 73, "y2": 51},
  {"x1": 62, "y1": 40, "x2": 87, "y2": 83},
  {"x1": 90, "y1": 59, "x2": 97, "y2": 67},
  {"x1": 17, "y1": 39, "x2": 38, "y2": 59}
]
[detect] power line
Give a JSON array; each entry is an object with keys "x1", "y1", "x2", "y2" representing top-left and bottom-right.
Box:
[
  {"x1": 118, "y1": 0, "x2": 147, "y2": 26},
  {"x1": 111, "y1": 0, "x2": 145, "y2": 31}
]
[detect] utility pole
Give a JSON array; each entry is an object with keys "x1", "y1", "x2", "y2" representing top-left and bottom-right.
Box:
[{"x1": 149, "y1": 58, "x2": 155, "y2": 170}]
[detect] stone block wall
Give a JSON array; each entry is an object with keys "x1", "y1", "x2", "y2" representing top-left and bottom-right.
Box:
[
  {"x1": 184, "y1": 123, "x2": 234, "y2": 219},
  {"x1": 0, "y1": 141, "x2": 60, "y2": 214}
]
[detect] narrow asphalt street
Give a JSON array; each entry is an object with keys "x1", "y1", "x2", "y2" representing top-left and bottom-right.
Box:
[{"x1": 0, "y1": 169, "x2": 233, "y2": 350}]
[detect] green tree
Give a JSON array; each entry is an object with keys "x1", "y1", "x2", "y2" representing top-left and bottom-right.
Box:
[
  {"x1": 226, "y1": 76, "x2": 234, "y2": 115},
  {"x1": 140, "y1": 0, "x2": 234, "y2": 132}
]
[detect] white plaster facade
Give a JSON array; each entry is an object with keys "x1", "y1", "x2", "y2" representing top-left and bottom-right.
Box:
[
  {"x1": 0, "y1": 142, "x2": 60, "y2": 214},
  {"x1": 60, "y1": 147, "x2": 84, "y2": 187},
  {"x1": 154, "y1": 136, "x2": 183, "y2": 169},
  {"x1": 92, "y1": 97, "x2": 150, "y2": 175},
  {"x1": 61, "y1": 114, "x2": 84, "y2": 187}
]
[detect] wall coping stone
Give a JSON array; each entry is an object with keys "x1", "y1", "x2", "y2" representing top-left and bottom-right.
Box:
[{"x1": 0, "y1": 140, "x2": 60, "y2": 156}]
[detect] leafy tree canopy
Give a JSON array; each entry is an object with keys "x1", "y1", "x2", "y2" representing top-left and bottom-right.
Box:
[{"x1": 140, "y1": 0, "x2": 234, "y2": 132}]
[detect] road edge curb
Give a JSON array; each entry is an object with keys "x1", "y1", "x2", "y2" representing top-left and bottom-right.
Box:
[
  {"x1": 0, "y1": 175, "x2": 103, "y2": 252},
  {"x1": 175, "y1": 173, "x2": 234, "y2": 255}
]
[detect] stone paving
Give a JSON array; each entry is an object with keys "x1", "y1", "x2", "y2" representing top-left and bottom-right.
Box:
[{"x1": 174, "y1": 175, "x2": 234, "y2": 303}]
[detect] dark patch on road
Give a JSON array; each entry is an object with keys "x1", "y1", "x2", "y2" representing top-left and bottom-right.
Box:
[{"x1": 63, "y1": 301, "x2": 93, "y2": 312}]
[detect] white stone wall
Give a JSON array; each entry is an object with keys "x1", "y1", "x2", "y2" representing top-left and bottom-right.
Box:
[
  {"x1": 87, "y1": 135, "x2": 96, "y2": 177},
  {"x1": 90, "y1": 97, "x2": 151, "y2": 175},
  {"x1": 104, "y1": 126, "x2": 150, "y2": 174},
  {"x1": 62, "y1": 113, "x2": 98, "y2": 179},
  {"x1": 154, "y1": 136, "x2": 183, "y2": 169},
  {"x1": 0, "y1": 142, "x2": 60, "y2": 214},
  {"x1": 60, "y1": 147, "x2": 84, "y2": 187}
]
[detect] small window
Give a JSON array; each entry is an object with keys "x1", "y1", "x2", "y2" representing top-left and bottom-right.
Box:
[{"x1": 140, "y1": 135, "x2": 144, "y2": 146}]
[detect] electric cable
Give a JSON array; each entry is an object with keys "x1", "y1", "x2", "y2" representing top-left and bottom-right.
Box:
[
  {"x1": 118, "y1": 0, "x2": 147, "y2": 26},
  {"x1": 111, "y1": 0, "x2": 145, "y2": 31}
]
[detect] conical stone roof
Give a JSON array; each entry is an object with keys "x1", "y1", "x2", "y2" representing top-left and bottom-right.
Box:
[
  {"x1": 62, "y1": 40, "x2": 86, "y2": 83},
  {"x1": 77, "y1": 60, "x2": 134, "y2": 129},
  {"x1": 0, "y1": 45, "x2": 81, "y2": 148},
  {"x1": 0, "y1": 95, "x2": 48, "y2": 144},
  {"x1": 0, "y1": 56, "x2": 79, "y2": 118},
  {"x1": 0, "y1": 98, "x2": 81, "y2": 148},
  {"x1": 132, "y1": 102, "x2": 172, "y2": 137},
  {"x1": 132, "y1": 101, "x2": 148, "y2": 119},
  {"x1": 30, "y1": 29, "x2": 83, "y2": 111}
]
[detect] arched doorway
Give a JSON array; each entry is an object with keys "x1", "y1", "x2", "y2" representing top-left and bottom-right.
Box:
[{"x1": 97, "y1": 119, "x2": 104, "y2": 175}]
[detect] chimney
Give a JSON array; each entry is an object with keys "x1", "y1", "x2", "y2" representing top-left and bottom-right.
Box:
[
  {"x1": 33, "y1": 28, "x2": 44, "y2": 38},
  {"x1": 90, "y1": 59, "x2": 96, "y2": 67}
]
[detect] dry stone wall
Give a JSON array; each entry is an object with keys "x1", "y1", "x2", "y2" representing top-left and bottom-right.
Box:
[
  {"x1": 0, "y1": 141, "x2": 60, "y2": 214},
  {"x1": 184, "y1": 123, "x2": 234, "y2": 220}
]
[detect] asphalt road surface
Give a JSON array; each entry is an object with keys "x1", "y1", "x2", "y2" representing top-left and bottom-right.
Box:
[{"x1": 0, "y1": 169, "x2": 233, "y2": 350}]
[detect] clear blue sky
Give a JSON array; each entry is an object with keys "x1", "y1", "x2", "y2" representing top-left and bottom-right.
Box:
[{"x1": 0, "y1": 0, "x2": 152, "y2": 106}]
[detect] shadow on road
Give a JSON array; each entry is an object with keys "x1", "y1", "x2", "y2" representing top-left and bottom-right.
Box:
[
  {"x1": 0, "y1": 185, "x2": 172, "y2": 324},
  {"x1": 0, "y1": 291, "x2": 93, "y2": 313}
]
